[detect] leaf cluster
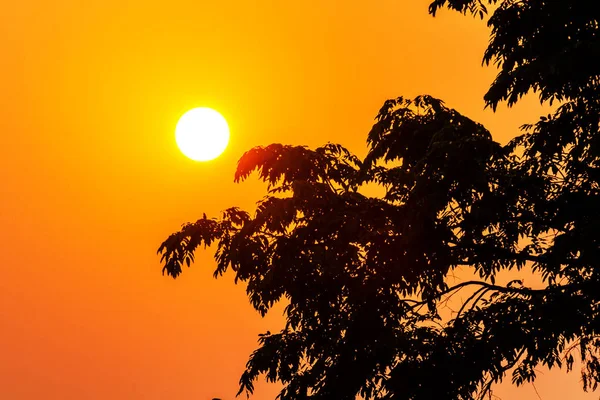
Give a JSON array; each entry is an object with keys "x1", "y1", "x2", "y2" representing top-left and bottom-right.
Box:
[{"x1": 157, "y1": 1, "x2": 600, "y2": 399}]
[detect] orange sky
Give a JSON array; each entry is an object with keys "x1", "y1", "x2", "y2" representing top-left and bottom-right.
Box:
[{"x1": 0, "y1": 0, "x2": 594, "y2": 399}]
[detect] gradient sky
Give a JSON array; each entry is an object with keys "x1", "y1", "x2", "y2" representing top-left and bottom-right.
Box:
[{"x1": 0, "y1": 0, "x2": 594, "y2": 399}]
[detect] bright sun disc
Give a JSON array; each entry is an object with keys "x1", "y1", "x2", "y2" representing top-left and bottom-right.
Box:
[{"x1": 175, "y1": 107, "x2": 230, "y2": 161}]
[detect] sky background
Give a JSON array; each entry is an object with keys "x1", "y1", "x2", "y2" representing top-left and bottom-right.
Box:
[{"x1": 0, "y1": 0, "x2": 595, "y2": 399}]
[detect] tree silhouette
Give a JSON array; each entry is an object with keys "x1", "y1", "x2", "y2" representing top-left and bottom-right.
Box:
[{"x1": 158, "y1": 1, "x2": 600, "y2": 399}]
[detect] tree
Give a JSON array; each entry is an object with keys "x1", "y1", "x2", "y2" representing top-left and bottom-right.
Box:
[{"x1": 157, "y1": 1, "x2": 600, "y2": 399}]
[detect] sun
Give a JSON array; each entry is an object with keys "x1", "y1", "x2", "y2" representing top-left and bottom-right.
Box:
[{"x1": 175, "y1": 107, "x2": 230, "y2": 161}]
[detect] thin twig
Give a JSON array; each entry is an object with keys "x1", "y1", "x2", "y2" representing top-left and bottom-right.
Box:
[{"x1": 531, "y1": 382, "x2": 543, "y2": 400}]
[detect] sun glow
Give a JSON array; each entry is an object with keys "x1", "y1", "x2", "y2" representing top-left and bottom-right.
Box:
[{"x1": 175, "y1": 108, "x2": 230, "y2": 161}]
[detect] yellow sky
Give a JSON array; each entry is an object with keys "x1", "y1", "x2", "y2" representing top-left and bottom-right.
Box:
[{"x1": 0, "y1": 0, "x2": 593, "y2": 399}]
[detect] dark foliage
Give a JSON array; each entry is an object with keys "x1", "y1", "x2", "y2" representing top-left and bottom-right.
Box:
[
  {"x1": 157, "y1": 1, "x2": 600, "y2": 399},
  {"x1": 431, "y1": 0, "x2": 600, "y2": 109}
]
